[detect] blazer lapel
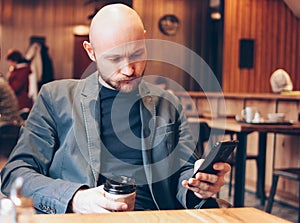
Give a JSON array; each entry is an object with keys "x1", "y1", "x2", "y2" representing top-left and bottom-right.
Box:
[
  {"x1": 139, "y1": 82, "x2": 156, "y2": 165},
  {"x1": 139, "y1": 82, "x2": 161, "y2": 209},
  {"x1": 80, "y1": 72, "x2": 101, "y2": 186}
]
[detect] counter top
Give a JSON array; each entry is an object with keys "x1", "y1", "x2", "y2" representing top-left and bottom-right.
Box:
[{"x1": 175, "y1": 91, "x2": 300, "y2": 101}]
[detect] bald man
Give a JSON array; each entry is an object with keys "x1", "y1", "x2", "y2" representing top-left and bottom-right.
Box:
[{"x1": 1, "y1": 4, "x2": 230, "y2": 214}]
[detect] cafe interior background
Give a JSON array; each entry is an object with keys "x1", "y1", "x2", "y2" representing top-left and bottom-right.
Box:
[{"x1": 0, "y1": 0, "x2": 299, "y2": 211}]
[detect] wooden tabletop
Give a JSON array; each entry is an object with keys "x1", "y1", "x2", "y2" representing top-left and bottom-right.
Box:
[
  {"x1": 33, "y1": 208, "x2": 290, "y2": 223},
  {"x1": 176, "y1": 91, "x2": 300, "y2": 101},
  {"x1": 188, "y1": 117, "x2": 300, "y2": 134}
]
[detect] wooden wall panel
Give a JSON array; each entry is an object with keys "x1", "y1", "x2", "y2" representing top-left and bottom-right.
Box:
[
  {"x1": 135, "y1": 0, "x2": 224, "y2": 92},
  {"x1": 1, "y1": 0, "x2": 299, "y2": 93},
  {"x1": 0, "y1": 0, "x2": 95, "y2": 79},
  {"x1": 223, "y1": 0, "x2": 300, "y2": 93},
  {"x1": 134, "y1": 0, "x2": 204, "y2": 89},
  {"x1": 1, "y1": 0, "x2": 201, "y2": 86}
]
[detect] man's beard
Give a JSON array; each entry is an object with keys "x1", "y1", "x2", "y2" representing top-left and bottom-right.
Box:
[{"x1": 101, "y1": 74, "x2": 143, "y2": 92}]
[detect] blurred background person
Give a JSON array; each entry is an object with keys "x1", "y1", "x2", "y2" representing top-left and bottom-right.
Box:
[
  {"x1": 6, "y1": 49, "x2": 33, "y2": 110},
  {"x1": 0, "y1": 75, "x2": 23, "y2": 124},
  {"x1": 0, "y1": 48, "x2": 23, "y2": 124}
]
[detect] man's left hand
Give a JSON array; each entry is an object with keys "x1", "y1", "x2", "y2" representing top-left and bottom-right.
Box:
[{"x1": 182, "y1": 161, "x2": 231, "y2": 199}]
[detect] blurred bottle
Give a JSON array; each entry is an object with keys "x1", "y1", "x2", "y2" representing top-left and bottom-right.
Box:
[
  {"x1": 10, "y1": 177, "x2": 35, "y2": 223},
  {"x1": 0, "y1": 197, "x2": 16, "y2": 223}
]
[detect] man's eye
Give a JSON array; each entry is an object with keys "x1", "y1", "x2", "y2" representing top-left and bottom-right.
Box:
[
  {"x1": 109, "y1": 57, "x2": 122, "y2": 63},
  {"x1": 129, "y1": 50, "x2": 145, "y2": 60}
]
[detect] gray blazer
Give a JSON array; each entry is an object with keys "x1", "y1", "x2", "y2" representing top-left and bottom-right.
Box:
[{"x1": 1, "y1": 72, "x2": 198, "y2": 214}]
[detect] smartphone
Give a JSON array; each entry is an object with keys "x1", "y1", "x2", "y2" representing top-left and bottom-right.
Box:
[{"x1": 192, "y1": 140, "x2": 239, "y2": 177}]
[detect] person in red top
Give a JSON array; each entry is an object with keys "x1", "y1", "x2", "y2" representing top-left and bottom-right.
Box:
[{"x1": 6, "y1": 49, "x2": 33, "y2": 110}]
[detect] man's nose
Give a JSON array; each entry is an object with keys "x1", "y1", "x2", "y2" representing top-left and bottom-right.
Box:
[{"x1": 120, "y1": 62, "x2": 134, "y2": 76}]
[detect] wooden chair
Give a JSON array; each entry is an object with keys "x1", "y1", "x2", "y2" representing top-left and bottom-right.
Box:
[
  {"x1": 0, "y1": 122, "x2": 21, "y2": 158},
  {"x1": 215, "y1": 198, "x2": 233, "y2": 208},
  {"x1": 227, "y1": 151, "x2": 259, "y2": 197},
  {"x1": 19, "y1": 107, "x2": 30, "y2": 120},
  {"x1": 194, "y1": 197, "x2": 232, "y2": 209},
  {"x1": 197, "y1": 122, "x2": 212, "y2": 157},
  {"x1": 265, "y1": 168, "x2": 300, "y2": 223}
]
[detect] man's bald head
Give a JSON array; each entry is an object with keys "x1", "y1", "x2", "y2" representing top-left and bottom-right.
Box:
[
  {"x1": 83, "y1": 4, "x2": 147, "y2": 92},
  {"x1": 89, "y1": 4, "x2": 145, "y2": 53}
]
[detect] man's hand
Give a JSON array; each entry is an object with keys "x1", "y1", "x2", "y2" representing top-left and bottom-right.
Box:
[
  {"x1": 182, "y1": 160, "x2": 231, "y2": 199},
  {"x1": 72, "y1": 186, "x2": 128, "y2": 213}
]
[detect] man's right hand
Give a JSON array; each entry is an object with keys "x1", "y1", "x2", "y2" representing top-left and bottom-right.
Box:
[{"x1": 72, "y1": 186, "x2": 128, "y2": 213}]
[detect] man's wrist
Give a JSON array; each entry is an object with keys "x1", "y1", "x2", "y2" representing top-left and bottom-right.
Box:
[{"x1": 66, "y1": 185, "x2": 89, "y2": 213}]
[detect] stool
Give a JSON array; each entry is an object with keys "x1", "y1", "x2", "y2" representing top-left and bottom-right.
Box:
[{"x1": 265, "y1": 168, "x2": 300, "y2": 223}]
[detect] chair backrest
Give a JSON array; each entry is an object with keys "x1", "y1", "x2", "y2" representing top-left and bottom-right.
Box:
[
  {"x1": 199, "y1": 122, "x2": 211, "y2": 143},
  {"x1": 19, "y1": 107, "x2": 30, "y2": 120},
  {"x1": 0, "y1": 122, "x2": 21, "y2": 157},
  {"x1": 197, "y1": 122, "x2": 212, "y2": 157},
  {"x1": 215, "y1": 198, "x2": 233, "y2": 208}
]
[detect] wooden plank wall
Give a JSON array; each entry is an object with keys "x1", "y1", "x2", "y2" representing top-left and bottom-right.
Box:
[
  {"x1": 223, "y1": 0, "x2": 300, "y2": 93},
  {"x1": 0, "y1": 0, "x2": 207, "y2": 88},
  {"x1": 0, "y1": 0, "x2": 95, "y2": 79},
  {"x1": 133, "y1": 0, "x2": 207, "y2": 90},
  {"x1": 1, "y1": 0, "x2": 299, "y2": 93}
]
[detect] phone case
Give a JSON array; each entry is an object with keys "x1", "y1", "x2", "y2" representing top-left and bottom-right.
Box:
[{"x1": 192, "y1": 140, "x2": 239, "y2": 177}]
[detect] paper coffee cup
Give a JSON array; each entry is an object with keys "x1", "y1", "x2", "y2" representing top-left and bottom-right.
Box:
[{"x1": 101, "y1": 176, "x2": 136, "y2": 211}]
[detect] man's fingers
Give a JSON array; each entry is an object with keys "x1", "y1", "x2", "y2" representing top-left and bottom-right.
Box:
[
  {"x1": 213, "y1": 162, "x2": 231, "y2": 174},
  {"x1": 72, "y1": 186, "x2": 128, "y2": 213},
  {"x1": 97, "y1": 196, "x2": 128, "y2": 211},
  {"x1": 194, "y1": 172, "x2": 218, "y2": 184},
  {"x1": 194, "y1": 190, "x2": 214, "y2": 199}
]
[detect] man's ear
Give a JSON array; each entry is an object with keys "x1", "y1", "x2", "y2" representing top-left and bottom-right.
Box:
[{"x1": 83, "y1": 41, "x2": 96, "y2": 61}]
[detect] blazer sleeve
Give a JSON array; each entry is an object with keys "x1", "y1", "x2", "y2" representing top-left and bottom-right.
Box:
[
  {"x1": 175, "y1": 109, "x2": 200, "y2": 208},
  {"x1": 0, "y1": 85, "x2": 86, "y2": 214}
]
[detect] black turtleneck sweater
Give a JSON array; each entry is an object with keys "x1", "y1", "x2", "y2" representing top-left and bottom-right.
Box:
[{"x1": 98, "y1": 86, "x2": 157, "y2": 210}]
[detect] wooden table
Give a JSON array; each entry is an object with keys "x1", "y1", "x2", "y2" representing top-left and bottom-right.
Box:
[
  {"x1": 188, "y1": 117, "x2": 300, "y2": 207},
  {"x1": 33, "y1": 208, "x2": 290, "y2": 223}
]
